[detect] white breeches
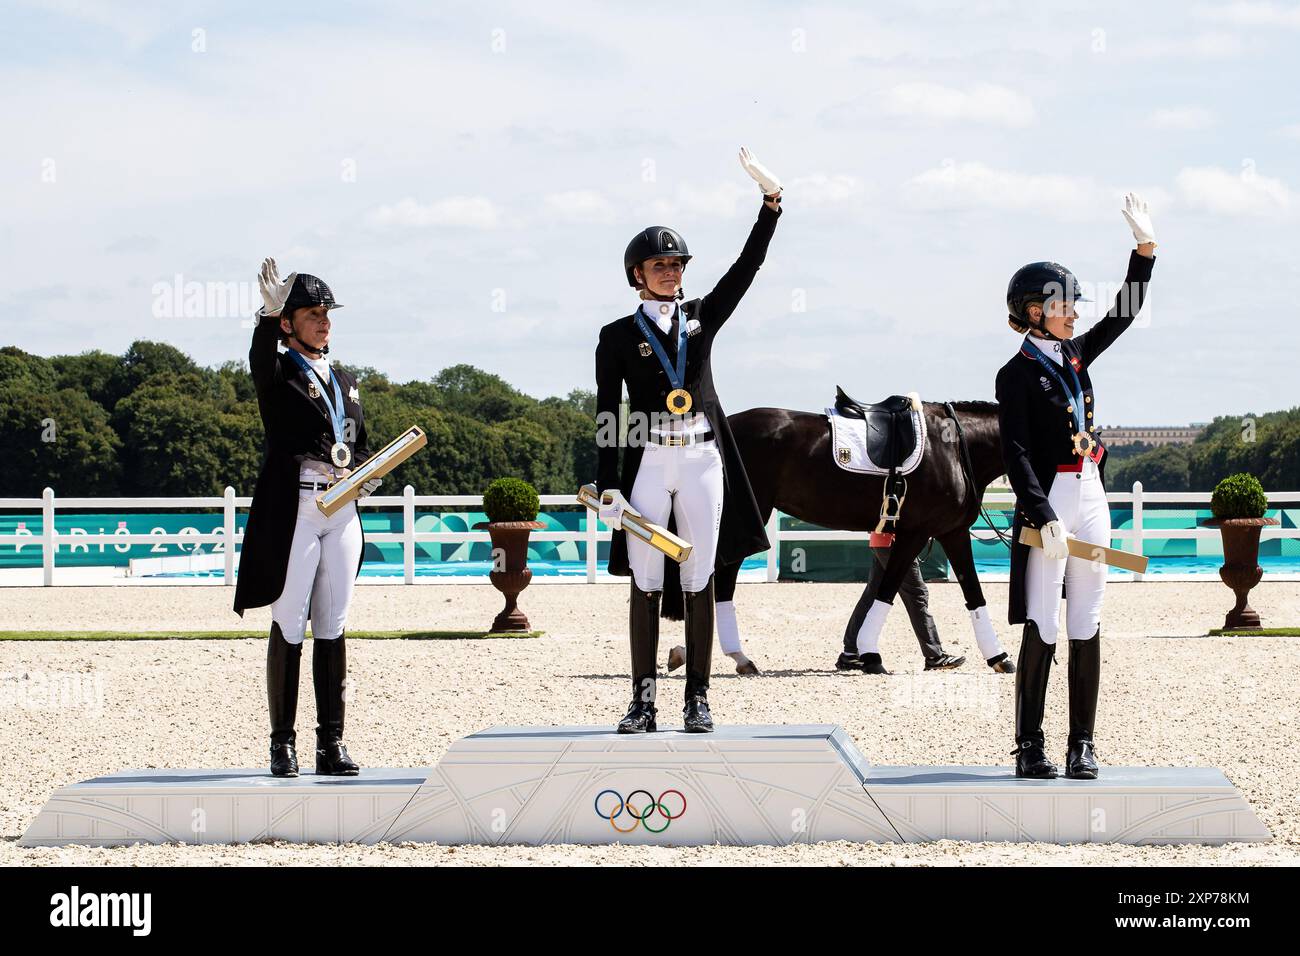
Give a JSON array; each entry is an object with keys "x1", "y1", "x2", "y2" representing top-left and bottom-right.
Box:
[
  {"x1": 1024, "y1": 460, "x2": 1110, "y2": 645},
  {"x1": 271, "y1": 489, "x2": 363, "y2": 644},
  {"x1": 626, "y1": 441, "x2": 724, "y2": 594}
]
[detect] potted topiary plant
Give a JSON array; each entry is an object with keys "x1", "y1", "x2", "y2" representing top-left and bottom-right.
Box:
[
  {"x1": 474, "y1": 477, "x2": 544, "y2": 632},
  {"x1": 1204, "y1": 473, "x2": 1279, "y2": 630}
]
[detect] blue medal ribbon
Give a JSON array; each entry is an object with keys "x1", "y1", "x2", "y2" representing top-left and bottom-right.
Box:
[
  {"x1": 632, "y1": 305, "x2": 688, "y2": 393},
  {"x1": 1023, "y1": 337, "x2": 1087, "y2": 437},
  {"x1": 285, "y1": 349, "x2": 347, "y2": 451}
]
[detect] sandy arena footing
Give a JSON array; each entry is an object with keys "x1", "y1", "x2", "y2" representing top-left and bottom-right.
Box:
[{"x1": 0, "y1": 580, "x2": 1296, "y2": 865}]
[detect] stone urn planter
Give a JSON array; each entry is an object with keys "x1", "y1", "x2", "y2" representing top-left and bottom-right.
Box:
[
  {"x1": 1204, "y1": 473, "x2": 1278, "y2": 631},
  {"x1": 475, "y1": 478, "x2": 544, "y2": 633},
  {"x1": 1203, "y1": 517, "x2": 1279, "y2": 630}
]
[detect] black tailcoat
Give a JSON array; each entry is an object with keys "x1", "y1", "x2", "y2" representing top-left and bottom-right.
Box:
[
  {"x1": 233, "y1": 314, "x2": 371, "y2": 615},
  {"x1": 995, "y1": 250, "x2": 1154, "y2": 625},
  {"x1": 595, "y1": 203, "x2": 781, "y2": 576}
]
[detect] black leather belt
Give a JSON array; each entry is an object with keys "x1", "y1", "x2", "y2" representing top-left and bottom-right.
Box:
[
  {"x1": 299, "y1": 479, "x2": 332, "y2": 490},
  {"x1": 647, "y1": 429, "x2": 714, "y2": 447}
]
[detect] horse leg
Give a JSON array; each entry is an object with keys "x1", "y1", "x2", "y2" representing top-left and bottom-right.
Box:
[
  {"x1": 669, "y1": 555, "x2": 759, "y2": 675},
  {"x1": 895, "y1": 547, "x2": 966, "y2": 670},
  {"x1": 936, "y1": 527, "x2": 1014, "y2": 673},
  {"x1": 715, "y1": 557, "x2": 760, "y2": 674},
  {"x1": 848, "y1": 530, "x2": 930, "y2": 675}
]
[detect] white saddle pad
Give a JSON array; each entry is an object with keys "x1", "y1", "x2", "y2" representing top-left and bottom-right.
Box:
[{"x1": 825, "y1": 398, "x2": 927, "y2": 476}]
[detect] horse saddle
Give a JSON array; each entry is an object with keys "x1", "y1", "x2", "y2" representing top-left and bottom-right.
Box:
[{"x1": 825, "y1": 387, "x2": 926, "y2": 476}]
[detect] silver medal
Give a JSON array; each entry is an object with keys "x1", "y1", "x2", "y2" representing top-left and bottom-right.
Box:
[{"x1": 330, "y1": 442, "x2": 352, "y2": 468}]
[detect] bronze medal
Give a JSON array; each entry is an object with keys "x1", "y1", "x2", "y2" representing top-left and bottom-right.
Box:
[
  {"x1": 1072, "y1": 432, "x2": 1095, "y2": 457},
  {"x1": 666, "y1": 388, "x2": 692, "y2": 414}
]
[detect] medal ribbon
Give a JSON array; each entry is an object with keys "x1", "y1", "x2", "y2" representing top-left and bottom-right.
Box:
[
  {"x1": 1023, "y1": 338, "x2": 1087, "y2": 437},
  {"x1": 286, "y1": 349, "x2": 347, "y2": 449},
  {"x1": 632, "y1": 305, "x2": 688, "y2": 393}
]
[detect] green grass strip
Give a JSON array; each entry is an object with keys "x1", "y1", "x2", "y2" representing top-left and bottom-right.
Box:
[
  {"x1": 0, "y1": 630, "x2": 543, "y2": 642},
  {"x1": 1208, "y1": 627, "x2": 1300, "y2": 636}
]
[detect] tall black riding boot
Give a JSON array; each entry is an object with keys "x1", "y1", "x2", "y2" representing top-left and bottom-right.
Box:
[
  {"x1": 313, "y1": 634, "x2": 360, "y2": 775},
  {"x1": 682, "y1": 576, "x2": 715, "y2": 733},
  {"x1": 1013, "y1": 620, "x2": 1057, "y2": 779},
  {"x1": 618, "y1": 581, "x2": 660, "y2": 733},
  {"x1": 267, "y1": 623, "x2": 301, "y2": 777},
  {"x1": 1066, "y1": 629, "x2": 1101, "y2": 779}
]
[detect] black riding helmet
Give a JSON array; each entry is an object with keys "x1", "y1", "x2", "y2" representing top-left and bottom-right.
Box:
[
  {"x1": 624, "y1": 227, "x2": 691, "y2": 288},
  {"x1": 280, "y1": 274, "x2": 342, "y2": 356},
  {"x1": 1006, "y1": 261, "x2": 1089, "y2": 339}
]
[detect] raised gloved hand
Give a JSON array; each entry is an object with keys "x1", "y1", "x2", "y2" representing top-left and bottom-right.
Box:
[
  {"x1": 739, "y1": 146, "x2": 782, "y2": 197},
  {"x1": 1121, "y1": 191, "x2": 1155, "y2": 246},
  {"x1": 598, "y1": 489, "x2": 628, "y2": 531},
  {"x1": 258, "y1": 257, "x2": 296, "y2": 317},
  {"x1": 358, "y1": 477, "x2": 382, "y2": 499},
  {"x1": 1040, "y1": 520, "x2": 1069, "y2": 560}
]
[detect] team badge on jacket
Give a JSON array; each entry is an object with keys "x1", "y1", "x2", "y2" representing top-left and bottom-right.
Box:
[
  {"x1": 638, "y1": 341, "x2": 653, "y2": 356},
  {"x1": 308, "y1": 381, "x2": 320, "y2": 399},
  {"x1": 349, "y1": 386, "x2": 360, "y2": 402}
]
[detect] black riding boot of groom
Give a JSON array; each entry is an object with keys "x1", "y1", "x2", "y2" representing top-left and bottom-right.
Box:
[
  {"x1": 617, "y1": 581, "x2": 660, "y2": 733},
  {"x1": 1014, "y1": 620, "x2": 1057, "y2": 779},
  {"x1": 1066, "y1": 629, "x2": 1101, "y2": 779},
  {"x1": 682, "y1": 576, "x2": 715, "y2": 733},
  {"x1": 267, "y1": 623, "x2": 301, "y2": 777},
  {"x1": 314, "y1": 635, "x2": 360, "y2": 775}
]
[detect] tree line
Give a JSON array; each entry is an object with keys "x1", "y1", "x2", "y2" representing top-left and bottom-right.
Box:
[
  {"x1": 0, "y1": 342, "x2": 598, "y2": 498},
  {"x1": 1, "y1": 340, "x2": 1295, "y2": 497},
  {"x1": 1107, "y1": 408, "x2": 1300, "y2": 492}
]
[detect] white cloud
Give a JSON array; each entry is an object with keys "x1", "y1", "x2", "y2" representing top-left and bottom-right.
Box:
[
  {"x1": 1130, "y1": 32, "x2": 1244, "y2": 57},
  {"x1": 734, "y1": 349, "x2": 834, "y2": 373},
  {"x1": 367, "y1": 197, "x2": 503, "y2": 230},
  {"x1": 789, "y1": 174, "x2": 868, "y2": 205},
  {"x1": 1195, "y1": 2, "x2": 1300, "y2": 28},
  {"x1": 15, "y1": 0, "x2": 171, "y2": 50},
  {"x1": 637, "y1": 182, "x2": 752, "y2": 222},
  {"x1": 542, "y1": 190, "x2": 618, "y2": 224},
  {"x1": 1175, "y1": 165, "x2": 1294, "y2": 216},
  {"x1": 1149, "y1": 106, "x2": 1216, "y2": 130},
  {"x1": 902, "y1": 162, "x2": 1111, "y2": 220},
  {"x1": 880, "y1": 82, "x2": 1035, "y2": 127}
]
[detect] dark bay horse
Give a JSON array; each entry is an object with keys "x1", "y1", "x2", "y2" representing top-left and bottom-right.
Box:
[{"x1": 664, "y1": 399, "x2": 1013, "y2": 674}]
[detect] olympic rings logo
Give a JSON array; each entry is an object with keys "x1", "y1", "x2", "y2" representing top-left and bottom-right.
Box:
[{"x1": 594, "y1": 789, "x2": 686, "y2": 833}]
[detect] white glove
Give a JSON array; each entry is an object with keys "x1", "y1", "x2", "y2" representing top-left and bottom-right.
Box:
[
  {"x1": 1121, "y1": 191, "x2": 1155, "y2": 246},
  {"x1": 598, "y1": 489, "x2": 628, "y2": 531},
  {"x1": 358, "y1": 477, "x2": 382, "y2": 499},
  {"x1": 258, "y1": 257, "x2": 296, "y2": 317},
  {"x1": 739, "y1": 146, "x2": 782, "y2": 196},
  {"x1": 1040, "y1": 520, "x2": 1069, "y2": 560}
]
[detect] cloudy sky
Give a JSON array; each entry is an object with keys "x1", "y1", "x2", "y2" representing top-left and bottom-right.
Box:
[{"x1": 2, "y1": 0, "x2": 1297, "y2": 426}]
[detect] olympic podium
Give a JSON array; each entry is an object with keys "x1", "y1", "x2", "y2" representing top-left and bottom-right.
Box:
[{"x1": 20, "y1": 725, "x2": 1270, "y2": 848}]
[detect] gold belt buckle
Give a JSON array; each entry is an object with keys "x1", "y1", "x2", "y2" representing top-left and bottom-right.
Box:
[{"x1": 665, "y1": 435, "x2": 685, "y2": 447}]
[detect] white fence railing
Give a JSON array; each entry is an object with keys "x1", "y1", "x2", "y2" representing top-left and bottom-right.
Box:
[{"x1": 0, "y1": 484, "x2": 1296, "y2": 587}]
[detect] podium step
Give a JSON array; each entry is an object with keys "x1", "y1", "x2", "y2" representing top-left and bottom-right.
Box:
[{"x1": 20, "y1": 725, "x2": 1270, "y2": 847}]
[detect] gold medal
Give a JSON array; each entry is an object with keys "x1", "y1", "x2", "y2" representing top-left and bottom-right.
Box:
[
  {"x1": 666, "y1": 388, "x2": 692, "y2": 414},
  {"x1": 1072, "y1": 432, "x2": 1095, "y2": 457}
]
